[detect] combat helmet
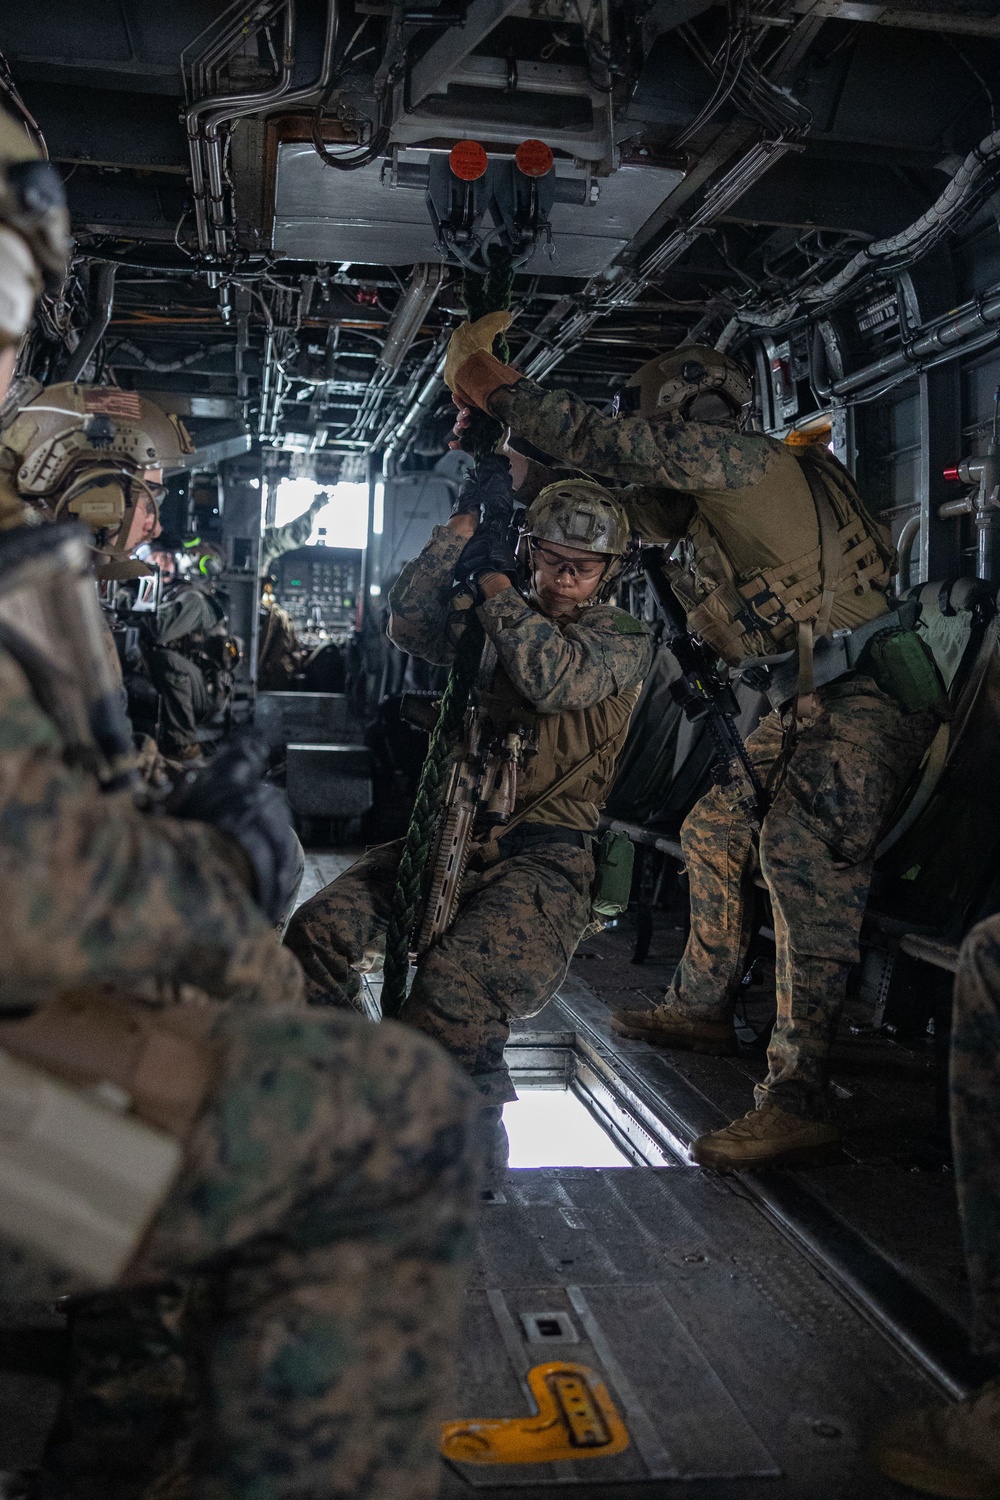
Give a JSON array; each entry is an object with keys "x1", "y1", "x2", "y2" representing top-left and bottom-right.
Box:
[
  {"x1": 520, "y1": 479, "x2": 633, "y2": 602},
  {"x1": 617, "y1": 344, "x2": 752, "y2": 424},
  {"x1": 4, "y1": 382, "x2": 193, "y2": 497},
  {"x1": 0, "y1": 108, "x2": 70, "y2": 355},
  {"x1": 0, "y1": 106, "x2": 71, "y2": 528},
  {"x1": 1, "y1": 384, "x2": 193, "y2": 576}
]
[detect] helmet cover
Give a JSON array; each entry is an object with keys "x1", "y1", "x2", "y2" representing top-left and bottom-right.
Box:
[
  {"x1": 6, "y1": 383, "x2": 193, "y2": 497},
  {"x1": 624, "y1": 344, "x2": 752, "y2": 422},
  {"x1": 524, "y1": 479, "x2": 630, "y2": 556}
]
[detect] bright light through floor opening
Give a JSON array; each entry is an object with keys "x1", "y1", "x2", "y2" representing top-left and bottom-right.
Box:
[
  {"x1": 503, "y1": 1088, "x2": 632, "y2": 1168},
  {"x1": 273, "y1": 478, "x2": 370, "y2": 550}
]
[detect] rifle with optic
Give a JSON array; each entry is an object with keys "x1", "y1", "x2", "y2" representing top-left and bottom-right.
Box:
[{"x1": 410, "y1": 455, "x2": 534, "y2": 953}]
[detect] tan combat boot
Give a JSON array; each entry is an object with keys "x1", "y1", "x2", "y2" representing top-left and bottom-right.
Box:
[
  {"x1": 869, "y1": 1376, "x2": 1000, "y2": 1499},
  {"x1": 690, "y1": 1101, "x2": 840, "y2": 1170},
  {"x1": 610, "y1": 1003, "x2": 736, "y2": 1055}
]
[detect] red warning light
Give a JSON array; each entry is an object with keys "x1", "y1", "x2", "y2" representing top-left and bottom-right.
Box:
[
  {"x1": 515, "y1": 139, "x2": 554, "y2": 177},
  {"x1": 449, "y1": 140, "x2": 488, "y2": 181}
]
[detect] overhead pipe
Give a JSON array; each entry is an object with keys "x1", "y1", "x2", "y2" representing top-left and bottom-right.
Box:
[
  {"x1": 187, "y1": 0, "x2": 343, "y2": 260},
  {"x1": 381, "y1": 342, "x2": 449, "y2": 473},
  {"x1": 519, "y1": 137, "x2": 795, "y2": 381},
  {"x1": 829, "y1": 283, "x2": 1000, "y2": 399},
  {"x1": 64, "y1": 263, "x2": 117, "y2": 382},
  {"x1": 185, "y1": 0, "x2": 284, "y2": 256},
  {"x1": 725, "y1": 125, "x2": 1000, "y2": 338},
  {"x1": 377, "y1": 263, "x2": 447, "y2": 373}
]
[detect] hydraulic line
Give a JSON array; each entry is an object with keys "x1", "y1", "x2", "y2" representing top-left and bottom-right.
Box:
[{"x1": 722, "y1": 125, "x2": 1000, "y2": 342}]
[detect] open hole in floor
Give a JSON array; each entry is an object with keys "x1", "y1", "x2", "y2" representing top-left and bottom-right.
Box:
[{"x1": 503, "y1": 1086, "x2": 633, "y2": 1168}]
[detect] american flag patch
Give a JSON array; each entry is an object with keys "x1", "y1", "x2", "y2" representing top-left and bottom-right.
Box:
[{"x1": 83, "y1": 389, "x2": 142, "y2": 420}]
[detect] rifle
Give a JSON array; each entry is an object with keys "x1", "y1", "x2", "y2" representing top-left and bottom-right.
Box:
[
  {"x1": 411, "y1": 455, "x2": 534, "y2": 953},
  {"x1": 642, "y1": 547, "x2": 769, "y2": 831}
]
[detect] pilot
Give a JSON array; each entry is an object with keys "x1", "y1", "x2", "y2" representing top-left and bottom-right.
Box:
[
  {"x1": 870, "y1": 916, "x2": 1000, "y2": 1495},
  {"x1": 445, "y1": 314, "x2": 949, "y2": 1171},
  {"x1": 0, "y1": 109, "x2": 478, "y2": 1500},
  {"x1": 284, "y1": 477, "x2": 651, "y2": 1172}
]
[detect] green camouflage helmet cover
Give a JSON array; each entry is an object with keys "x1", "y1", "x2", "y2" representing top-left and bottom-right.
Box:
[{"x1": 523, "y1": 479, "x2": 630, "y2": 556}]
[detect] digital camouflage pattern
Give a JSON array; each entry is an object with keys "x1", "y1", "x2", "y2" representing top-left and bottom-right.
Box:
[
  {"x1": 0, "y1": 640, "x2": 299, "y2": 1008},
  {"x1": 951, "y1": 914, "x2": 1000, "y2": 1362},
  {"x1": 388, "y1": 525, "x2": 650, "y2": 830},
  {"x1": 262, "y1": 500, "x2": 324, "y2": 572},
  {"x1": 490, "y1": 379, "x2": 891, "y2": 641},
  {"x1": 659, "y1": 677, "x2": 938, "y2": 1117},
  {"x1": 0, "y1": 635, "x2": 480, "y2": 1499},
  {"x1": 490, "y1": 377, "x2": 932, "y2": 1119},
  {"x1": 27, "y1": 1005, "x2": 479, "y2": 1500},
  {"x1": 285, "y1": 832, "x2": 595, "y2": 1104}
]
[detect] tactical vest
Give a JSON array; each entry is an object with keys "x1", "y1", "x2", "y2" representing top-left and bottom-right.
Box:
[
  {"x1": 669, "y1": 445, "x2": 895, "y2": 666},
  {"x1": 479, "y1": 643, "x2": 641, "y2": 834}
]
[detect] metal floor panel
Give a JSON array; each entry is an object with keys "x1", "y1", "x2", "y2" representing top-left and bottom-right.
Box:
[
  {"x1": 536, "y1": 976, "x2": 988, "y2": 1398},
  {"x1": 443, "y1": 1165, "x2": 943, "y2": 1497}
]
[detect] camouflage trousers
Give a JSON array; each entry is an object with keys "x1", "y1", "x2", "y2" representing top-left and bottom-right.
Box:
[
  {"x1": 284, "y1": 829, "x2": 596, "y2": 1105},
  {"x1": 668, "y1": 676, "x2": 938, "y2": 1118},
  {"x1": 4, "y1": 1003, "x2": 479, "y2": 1500},
  {"x1": 951, "y1": 914, "x2": 1000, "y2": 1366}
]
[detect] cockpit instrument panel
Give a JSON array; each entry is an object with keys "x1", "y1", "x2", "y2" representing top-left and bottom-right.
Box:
[{"x1": 269, "y1": 546, "x2": 361, "y2": 639}]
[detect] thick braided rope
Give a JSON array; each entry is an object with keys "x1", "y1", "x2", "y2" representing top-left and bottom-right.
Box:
[
  {"x1": 380, "y1": 250, "x2": 515, "y2": 1018},
  {"x1": 380, "y1": 617, "x2": 482, "y2": 1015}
]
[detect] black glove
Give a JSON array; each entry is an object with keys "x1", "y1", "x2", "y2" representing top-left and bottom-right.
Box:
[
  {"x1": 454, "y1": 529, "x2": 519, "y2": 603},
  {"x1": 172, "y1": 731, "x2": 301, "y2": 926},
  {"x1": 450, "y1": 453, "x2": 514, "y2": 521}
]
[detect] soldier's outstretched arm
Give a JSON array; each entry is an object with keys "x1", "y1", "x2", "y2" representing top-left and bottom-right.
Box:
[
  {"x1": 0, "y1": 644, "x2": 300, "y2": 1008},
  {"x1": 477, "y1": 590, "x2": 652, "y2": 712},
  {"x1": 487, "y1": 377, "x2": 774, "y2": 491},
  {"x1": 387, "y1": 523, "x2": 468, "y2": 663},
  {"x1": 261, "y1": 495, "x2": 325, "y2": 570}
]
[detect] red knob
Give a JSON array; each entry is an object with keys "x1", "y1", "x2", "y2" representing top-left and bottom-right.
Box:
[
  {"x1": 942, "y1": 466, "x2": 961, "y2": 482},
  {"x1": 515, "y1": 139, "x2": 554, "y2": 177},
  {"x1": 449, "y1": 140, "x2": 488, "y2": 181}
]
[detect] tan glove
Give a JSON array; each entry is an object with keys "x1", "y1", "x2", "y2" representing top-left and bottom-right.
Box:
[
  {"x1": 443, "y1": 311, "x2": 513, "y2": 392},
  {"x1": 453, "y1": 350, "x2": 525, "y2": 412}
]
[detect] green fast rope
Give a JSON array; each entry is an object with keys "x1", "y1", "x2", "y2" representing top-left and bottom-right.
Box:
[{"x1": 380, "y1": 248, "x2": 515, "y2": 1019}]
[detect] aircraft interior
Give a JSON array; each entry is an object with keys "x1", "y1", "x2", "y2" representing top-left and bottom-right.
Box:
[{"x1": 1, "y1": 2, "x2": 1000, "y2": 1497}]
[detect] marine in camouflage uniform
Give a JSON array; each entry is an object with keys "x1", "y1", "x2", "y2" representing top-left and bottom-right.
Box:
[
  {"x1": 448, "y1": 323, "x2": 946, "y2": 1168},
  {"x1": 869, "y1": 916, "x2": 1000, "y2": 1494},
  {"x1": 261, "y1": 494, "x2": 327, "y2": 572},
  {"x1": 285, "y1": 481, "x2": 651, "y2": 1119},
  {"x1": 0, "y1": 111, "x2": 479, "y2": 1500}
]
